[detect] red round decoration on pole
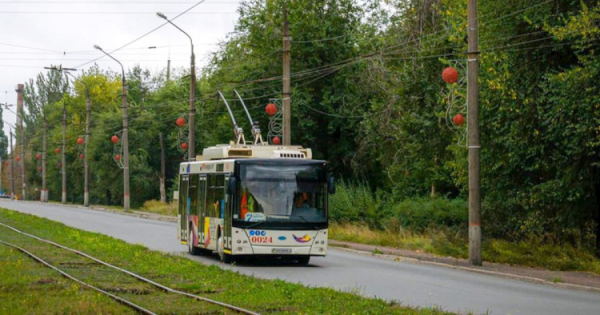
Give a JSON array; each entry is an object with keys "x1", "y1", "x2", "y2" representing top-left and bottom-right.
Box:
[
  {"x1": 80, "y1": 154, "x2": 85, "y2": 159},
  {"x1": 181, "y1": 142, "x2": 188, "y2": 150},
  {"x1": 265, "y1": 103, "x2": 277, "y2": 116},
  {"x1": 55, "y1": 148, "x2": 61, "y2": 154},
  {"x1": 16, "y1": 156, "x2": 21, "y2": 162},
  {"x1": 453, "y1": 113, "x2": 465, "y2": 126},
  {"x1": 3, "y1": 161, "x2": 8, "y2": 166},
  {"x1": 442, "y1": 67, "x2": 459, "y2": 84},
  {"x1": 176, "y1": 117, "x2": 186, "y2": 127},
  {"x1": 111, "y1": 135, "x2": 119, "y2": 144},
  {"x1": 36, "y1": 154, "x2": 41, "y2": 160},
  {"x1": 115, "y1": 154, "x2": 121, "y2": 161},
  {"x1": 272, "y1": 136, "x2": 281, "y2": 145},
  {"x1": 77, "y1": 137, "x2": 84, "y2": 145}
]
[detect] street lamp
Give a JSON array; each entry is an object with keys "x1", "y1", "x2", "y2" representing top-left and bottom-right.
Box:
[
  {"x1": 94, "y1": 45, "x2": 130, "y2": 212},
  {"x1": 157, "y1": 12, "x2": 196, "y2": 161},
  {"x1": 45, "y1": 66, "x2": 76, "y2": 204},
  {"x1": 65, "y1": 71, "x2": 91, "y2": 207}
]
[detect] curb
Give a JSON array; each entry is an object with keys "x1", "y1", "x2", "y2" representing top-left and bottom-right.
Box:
[{"x1": 329, "y1": 243, "x2": 600, "y2": 294}]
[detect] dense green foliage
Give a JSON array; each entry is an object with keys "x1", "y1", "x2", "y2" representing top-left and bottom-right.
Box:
[{"x1": 12, "y1": 0, "x2": 600, "y2": 254}]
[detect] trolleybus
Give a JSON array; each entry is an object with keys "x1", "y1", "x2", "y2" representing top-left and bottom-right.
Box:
[{"x1": 177, "y1": 144, "x2": 334, "y2": 264}]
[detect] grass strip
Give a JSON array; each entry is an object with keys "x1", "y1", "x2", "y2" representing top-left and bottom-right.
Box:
[
  {"x1": 329, "y1": 223, "x2": 600, "y2": 274},
  {"x1": 0, "y1": 208, "x2": 449, "y2": 315}
]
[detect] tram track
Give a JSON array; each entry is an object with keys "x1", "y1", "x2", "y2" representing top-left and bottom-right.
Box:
[{"x1": 0, "y1": 222, "x2": 260, "y2": 315}]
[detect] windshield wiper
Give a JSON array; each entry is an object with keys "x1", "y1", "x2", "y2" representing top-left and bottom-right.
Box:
[
  {"x1": 295, "y1": 215, "x2": 321, "y2": 230},
  {"x1": 245, "y1": 220, "x2": 266, "y2": 230}
]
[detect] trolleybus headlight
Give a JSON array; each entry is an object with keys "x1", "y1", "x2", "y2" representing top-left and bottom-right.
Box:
[
  {"x1": 237, "y1": 240, "x2": 241, "y2": 244},
  {"x1": 243, "y1": 240, "x2": 248, "y2": 244},
  {"x1": 319, "y1": 248, "x2": 324, "y2": 252},
  {"x1": 237, "y1": 247, "x2": 243, "y2": 252}
]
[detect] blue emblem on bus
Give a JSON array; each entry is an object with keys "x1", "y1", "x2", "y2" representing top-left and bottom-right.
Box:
[
  {"x1": 278, "y1": 236, "x2": 286, "y2": 241},
  {"x1": 249, "y1": 230, "x2": 266, "y2": 236}
]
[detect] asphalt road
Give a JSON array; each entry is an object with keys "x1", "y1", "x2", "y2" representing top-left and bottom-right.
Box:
[{"x1": 1, "y1": 200, "x2": 599, "y2": 315}]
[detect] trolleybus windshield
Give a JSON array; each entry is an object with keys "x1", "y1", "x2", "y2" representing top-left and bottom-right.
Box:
[{"x1": 235, "y1": 163, "x2": 327, "y2": 225}]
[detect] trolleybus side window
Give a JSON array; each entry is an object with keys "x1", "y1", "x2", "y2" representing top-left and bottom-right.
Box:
[
  {"x1": 188, "y1": 175, "x2": 199, "y2": 216},
  {"x1": 206, "y1": 173, "x2": 225, "y2": 218}
]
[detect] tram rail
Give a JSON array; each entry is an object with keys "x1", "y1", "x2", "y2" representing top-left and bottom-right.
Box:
[{"x1": 0, "y1": 222, "x2": 260, "y2": 315}]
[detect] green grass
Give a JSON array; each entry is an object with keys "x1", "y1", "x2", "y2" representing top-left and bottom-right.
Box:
[
  {"x1": 0, "y1": 244, "x2": 137, "y2": 314},
  {"x1": 330, "y1": 222, "x2": 600, "y2": 274},
  {"x1": 138, "y1": 199, "x2": 177, "y2": 216},
  {"x1": 0, "y1": 208, "x2": 449, "y2": 315}
]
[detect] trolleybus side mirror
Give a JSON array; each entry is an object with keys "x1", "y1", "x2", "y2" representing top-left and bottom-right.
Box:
[
  {"x1": 228, "y1": 177, "x2": 237, "y2": 195},
  {"x1": 328, "y1": 175, "x2": 336, "y2": 194}
]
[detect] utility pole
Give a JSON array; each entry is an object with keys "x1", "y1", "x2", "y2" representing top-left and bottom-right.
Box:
[
  {"x1": 282, "y1": 6, "x2": 291, "y2": 146},
  {"x1": 84, "y1": 87, "x2": 91, "y2": 207},
  {"x1": 93, "y1": 45, "x2": 130, "y2": 211},
  {"x1": 467, "y1": 0, "x2": 482, "y2": 266},
  {"x1": 156, "y1": 12, "x2": 196, "y2": 161},
  {"x1": 9, "y1": 128, "x2": 14, "y2": 200},
  {"x1": 20, "y1": 120, "x2": 25, "y2": 200},
  {"x1": 61, "y1": 97, "x2": 67, "y2": 204},
  {"x1": 159, "y1": 132, "x2": 166, "y2": 203},
  {"x1": 16, "y1": 84, "x2": 25, "y2": 200},
  {"x1": 42, "y1": 109, "x2": 47, "y2": 202}
]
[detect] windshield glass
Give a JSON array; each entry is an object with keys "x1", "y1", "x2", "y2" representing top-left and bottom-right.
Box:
[{"x1": 235, "y1": 163, "x2": 327, "y2": 224}]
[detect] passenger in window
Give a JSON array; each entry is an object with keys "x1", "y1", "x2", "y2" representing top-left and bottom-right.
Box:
[{"x1": 294, "y1": 192, "x2": 310, "y2": 208}]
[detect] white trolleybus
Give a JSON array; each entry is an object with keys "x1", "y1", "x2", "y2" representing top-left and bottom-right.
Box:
[{"x1": 176, "y1": 91, "x2": 335, "y2": 264}]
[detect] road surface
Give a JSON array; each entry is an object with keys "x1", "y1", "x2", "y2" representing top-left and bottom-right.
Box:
[{"x1": 1, "y1": 200, "x2": 599, "y2": 315}]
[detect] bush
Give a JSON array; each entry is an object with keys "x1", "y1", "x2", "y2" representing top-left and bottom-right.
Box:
[
  {"x1": 329, "y1": 180, "x2": 384, "y2": 228},
  {"x1": 387, "y1": 197, "x2": 468, "y2": 232}
]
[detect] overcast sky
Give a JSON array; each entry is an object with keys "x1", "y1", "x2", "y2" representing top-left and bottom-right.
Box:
[{"x1": 0, "y1": 0, "x2": 242, "y2": 132}]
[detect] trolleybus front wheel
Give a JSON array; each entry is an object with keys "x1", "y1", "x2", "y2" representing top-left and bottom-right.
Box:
[
  {"x1": 218, "y1": 234, "x2": 233, "y2": 263},
  {"x1": 297, "y1": 256, "x2": 310, "y2": 265}
]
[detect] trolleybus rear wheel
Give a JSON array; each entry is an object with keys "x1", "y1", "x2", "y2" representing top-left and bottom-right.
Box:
[
  {"x1": 297, "y1": 256, "x2": 310, "y2": 265},
  {"x1": 188, "y1": 230, "x2": 201, "y2": 255}
]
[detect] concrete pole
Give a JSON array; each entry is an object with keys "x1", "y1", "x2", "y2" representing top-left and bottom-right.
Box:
[
  {"x1": 159, "y1": 132, "x2": 166, "y2": 203},
  {"x1": 62, "y1": 99, "x2": 67, "y2": 204},
  {"x1": 156, "y1": 12, "x2": 196, "y2": 161},
  {"x1": 20, "y1": 121, "x2": 25, "y2": 200},
  {"x1": 41, "y1": 112, "x2": 47, "y2": 202},
  {"x1": 84, "y1": 88, "x2": 91, "y2": 207},
  {"x1": 282, "y1": 7, "x2": 291, "y2": 146},
  {"x1": 94, "y1": 45, "x2": 129, "y2": 212},
  {"x1": 9, "y1": 128, "x2": 14, "y2": 200},
  {"x1": 121, "y1": 73, "x2": 130, "y2": 211},
  {"x1": 189, "y1": 46, "x2": 196, "y2": 161},
  {"x1": 467, "y1": 0, "x2": 482, "y2": 266}
]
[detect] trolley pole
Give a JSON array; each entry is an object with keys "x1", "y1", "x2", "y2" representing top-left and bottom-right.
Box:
[
  {"x1": 282, "y1": 7, "x2": 291, "y2": 145},
  {"x1": 467, "y1": 0, "x2": 482, "y2": 266}
]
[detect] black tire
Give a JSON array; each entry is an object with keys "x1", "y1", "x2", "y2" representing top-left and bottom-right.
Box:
[
  {"x1": 188, "y1": 229, "x2": 201, "y2": 256},
  {"x1": 297, "y1": 256, "x2": 310, "y2": 265},
  {"x1": 218, "y1": 234, "x2": 234, "y2": 263}
]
